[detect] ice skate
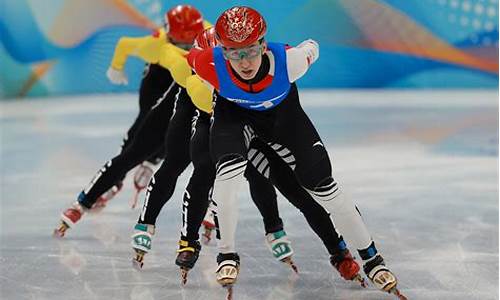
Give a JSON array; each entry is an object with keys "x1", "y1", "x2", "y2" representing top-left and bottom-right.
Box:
[
  {"x1": 330, "y1": 249, "x2": 367, "y2": 288},
  {"x1": 201, "y1": 209, "x2": 216, "y2": 245},
  {"x1": 53, "y1": 202, "x2": 86, "y2": 238},
  {"x1": 364, "y1": 255, "x2": 407, "y2": 299},
  {"x1": 131, "y1": 223, "x2": 155, "y2": 269},
  {"x1": 175, "y1": 239, "x2": 201, "y2": 284},
  {"x1": 266, "y1": 229, "x2": 298, "y2": 273},
  {"x1": 216, "y1": 253, "x2": 240, "y2": 300},
  {"x1": 130, "y1": 162, "x2": 155, "y2": 209},
  {"x1": 91, "y1": 182, "x2": 123, "y2": 212}
]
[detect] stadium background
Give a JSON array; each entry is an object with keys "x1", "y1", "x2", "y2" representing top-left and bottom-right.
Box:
[{"x1": 0, "y1": 0, "x2": 498, "y2": 99}]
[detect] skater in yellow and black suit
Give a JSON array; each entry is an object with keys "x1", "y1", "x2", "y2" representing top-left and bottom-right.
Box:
[{"x1": 55, "y1": 4, "x2": 209, "y2": 235}]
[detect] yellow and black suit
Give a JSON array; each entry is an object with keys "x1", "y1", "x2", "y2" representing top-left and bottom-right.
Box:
[{"x1": 78, "y1": 25, "x2": 215, "y2": 240}]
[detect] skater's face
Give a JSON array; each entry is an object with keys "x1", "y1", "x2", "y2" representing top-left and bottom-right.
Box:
[{"x1": 223, "y1": 40, "x2": 266, "y2": 80}]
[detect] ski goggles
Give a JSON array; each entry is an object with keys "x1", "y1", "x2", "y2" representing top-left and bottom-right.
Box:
[{"x1": 222, "y1": 44, "x2": 264, "y2": 61}]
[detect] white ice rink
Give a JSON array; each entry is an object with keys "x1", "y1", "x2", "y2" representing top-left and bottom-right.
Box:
[{"x1": 0, "y1": 90, "x2": 498, "y2": 300}]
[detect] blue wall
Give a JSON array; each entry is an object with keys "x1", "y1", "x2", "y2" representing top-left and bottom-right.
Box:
[{"x1": 0, "y1": 0, "x2": 498, "y2": 98}]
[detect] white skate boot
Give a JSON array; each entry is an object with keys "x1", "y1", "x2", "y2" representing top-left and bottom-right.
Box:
[
  {"x1": 365, "y1": 255, "x2": 407, "y2": 299},
  {"x1": 131, "y1": 223, "x2": 155, "y2": 269},
  {"x1": 216, "y1": 253, "x2": 240, "y2": 300},
  {"x1": 266, "y1": 229, "x2": 298, "y2": 273}
]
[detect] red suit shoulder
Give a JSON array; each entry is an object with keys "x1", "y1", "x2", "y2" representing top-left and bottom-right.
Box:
[{"x1": 188, "y1": 47, "x2": 220, "y2": 90}]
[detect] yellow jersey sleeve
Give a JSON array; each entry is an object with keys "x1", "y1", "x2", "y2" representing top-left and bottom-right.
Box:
[
  {"x1": 109, "y1": 28, "x2": 167, "y2": 70},
  {"x1": 157, "y1": 43, "x2": 191, "y2": 87},
  {"x1": 186, "y1": 75, "x2": 213, "y2": 114},
  {"x1": 110, "y1": 24, "x2": 213, "y2": 89}
]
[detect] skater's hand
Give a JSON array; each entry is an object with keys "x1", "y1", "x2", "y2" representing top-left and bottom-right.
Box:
[
  {"x1": 106, "y1": 67, "x2": 128, "y2": 85},
  {"x1": 297, "y1": 39, "x2": 319, "y2": 64}
]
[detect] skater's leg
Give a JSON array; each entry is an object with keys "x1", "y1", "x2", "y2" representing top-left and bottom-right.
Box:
[
  {"x1": 244, "y1": 164, "x2": 283, "y2": 234},
  {"x1": 248, "y1": 138, "x2": 345, "y2": 256},
  {"x1": 132, "y1": 88, "x2": 195, "y2": 267},
  {"x1": 54, "y1": 83, "x2": 180, "y2": 239},
  {"x1": 138, "y1": 89, "x2": 194, "y2": 226},
  {"x1": 272, "y1": 87, "x2": 401, "y2": 294},
  {"x1": 121, "y1": 64, "x2": 174, "y2": 154},
  {"x1": 210, "y1": 104, "x2": 248, "y2": 255},
  {"x1": 271, "y1": 87, "x2": 373, "y2": 253},
  {"x1": 243, "y1": 164, "x2": 298, "y2": 271},
  {"x1": 175, "y1": 118, "x2": 214, "y2": 281},
  {"x1": 210, "y1": 102, "x2": 248, "y2": 287},
  {"x1": 78, "y1": 83, "x2": 179, "y2": 209},
  {"x1": 181, "y1": 111, "x2": 215, "y2": 242}
]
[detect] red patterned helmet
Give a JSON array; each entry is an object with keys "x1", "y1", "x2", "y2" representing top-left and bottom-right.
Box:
[
  {"x1": 195, "y1": 27, "x2": 218, "y2": 49},
  {"x1": 165, "y1": 5, "x2": 204, "y2": 44},
  {"x1": 215, "y1": 6, "x2": 267, "y2": 48}
]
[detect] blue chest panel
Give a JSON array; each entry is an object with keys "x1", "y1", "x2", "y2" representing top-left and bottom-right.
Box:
[{"x1": 213, "y1": 43, "x2": 291, "y2": 111}]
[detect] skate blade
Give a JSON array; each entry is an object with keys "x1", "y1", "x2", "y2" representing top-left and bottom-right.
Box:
[
  {"x1": 132, "y1": 259, "x2": 143, "y2": 270},
  {"x1": 201, "y1": 228, "x2": 212, "y2": 245},
  {"x1": 180, "y1": 267, "x2": 189, "y2": 285},
  {"x1": 389, "y1": 287, "x2": 408, "y2": 300},
  {"x1": 353, "y1": 274, "x2": 368, "y2": 288},
  {"x1": 225, "y1": 286, "x2": 234, "y2": 300},
  {"x1": 52, "y1": 228, "x2": 65, "y2": 238},
  {"x1": 132, "y1": 250, "x2": 145, "y2": 270},
  {"x1": 282, "y1": 257, "x2": 299, "y2": 274},
  {"x1": 52, "y1": 222, "x2": 69, "y2": 238}
]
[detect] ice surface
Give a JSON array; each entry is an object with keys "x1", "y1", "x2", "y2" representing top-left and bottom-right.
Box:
[{"x1": 0, "y1": 90, "x2": 498, "y2": 300}]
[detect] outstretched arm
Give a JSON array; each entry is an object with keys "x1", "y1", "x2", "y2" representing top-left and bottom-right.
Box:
[{"x1": 286, "y1": 39, "x2": 320, "y2": 82}]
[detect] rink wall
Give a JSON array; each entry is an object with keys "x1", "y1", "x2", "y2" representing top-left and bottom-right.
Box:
[{"x1": 0, "y1": 0, "x2": 498, "y2": 99}]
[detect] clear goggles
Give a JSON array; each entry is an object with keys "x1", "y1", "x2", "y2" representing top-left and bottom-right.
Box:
[{"x1": 222, "y1": 44, "x2": 263, "y2": 60}]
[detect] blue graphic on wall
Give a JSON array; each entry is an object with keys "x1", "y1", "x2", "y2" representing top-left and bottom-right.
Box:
[{"x1": 0, "y1": 0, "x2": 497, "y2": 98}]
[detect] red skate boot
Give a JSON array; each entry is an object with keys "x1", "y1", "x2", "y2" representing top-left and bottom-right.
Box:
[
  {"x1": 53, "y1": 202, "x2": 86, "y2": 238},
  {"x1": 330, "y1": 249, "x2": 367, "y2": 287}
]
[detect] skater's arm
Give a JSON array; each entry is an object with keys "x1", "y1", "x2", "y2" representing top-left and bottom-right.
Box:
[
  {"x1": 109, "y1": 29, "x2": 167, "y2": 70},
  {"x1": 186, "y1": 74, "x2": 214, "y2": 114},
  {"x1": 158, "y1": 43, "x2": 191, "y2": 87},
  {"x1": 286, "y1": 39, "x2": 319, "y2": 82}
]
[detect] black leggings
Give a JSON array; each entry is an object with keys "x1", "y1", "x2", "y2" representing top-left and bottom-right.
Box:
[
  {"x1": 141, "y1": 109, "x2": 283, "y2": 242},
  {"x1": 120, "y1": 64, "x2": 170, "y2": 163},
  {"x1": 77, "y1": 78, "x2": 180, "y2": 209},
  {"x1": 138, "y1": 95, "x2": 199, "y2": 228},
  {"x1": 131, "y1": 100, "x2": 306, "y2": 246}
]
